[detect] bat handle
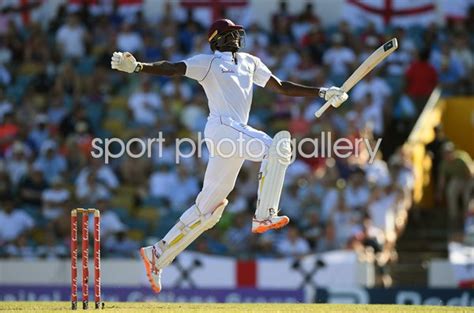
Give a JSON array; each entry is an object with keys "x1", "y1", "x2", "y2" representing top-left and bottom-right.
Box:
[{"x1": 314, "y1": 98, "x2": 334, "y2": 118}]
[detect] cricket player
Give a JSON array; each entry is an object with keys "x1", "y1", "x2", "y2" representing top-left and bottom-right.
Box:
[{"x1": 111, "y1": 19, "x2": 348, "y2": 292}]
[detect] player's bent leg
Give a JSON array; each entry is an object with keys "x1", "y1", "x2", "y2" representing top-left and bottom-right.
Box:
[
  {"x1": 140, "y1": 199, "x2": 228, "y2": 293},
  {"x1": 252, "y1": 130, "x2": 292, "y2": 234}
]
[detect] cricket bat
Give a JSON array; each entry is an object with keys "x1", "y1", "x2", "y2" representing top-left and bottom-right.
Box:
[{"x1": 315, "y1": 38, "x2": 398, "y2": 118}]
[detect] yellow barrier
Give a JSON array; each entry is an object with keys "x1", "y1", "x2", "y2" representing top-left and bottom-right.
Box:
[
  {"x1": 406, "y1": 88, "x2": 443, "y2": 207},
  {"x1": 441, "y1": 97, "x2": 474, "y2": 158},
  {"x1": 406, "y1": 92, "x2": 474, "y2": 208}
]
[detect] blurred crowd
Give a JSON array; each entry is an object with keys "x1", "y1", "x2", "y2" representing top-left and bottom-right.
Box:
[{"x1": 0, "y1": 0, "x2": 473, "y2": 286}]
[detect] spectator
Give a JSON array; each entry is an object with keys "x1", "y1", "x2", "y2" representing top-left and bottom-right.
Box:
[
  {"x1": 178, "y1": 16, "x2": 203, "y2": 55},
  {"x1": 28, "y1": 114, "x2": 50, "y2": 153},
  {"x1": 76, "y1": 171, "x2": 110, "y2": 205},
  {"x1": 293, "y1": 50, "x2": 319, "y2": 82},
  {"x1": 104, "y1": 231, "x2": 139, "y2": 258},
  {"x1": 65, "y1": 121, "x2": 93, "y2": 159},
  {"x1": 0, "y1": 161, "x2": 12, "y2": 201},
  {"x1": 344, "y1": 168, "x2": 370, "y2": 210},
  {"x1": 119, "y1": 140, "x2": 153, "y2": 197},
  {"x1": 354, "y1": 215, "x2": 391, "y2": 287},
  {"x1": 0, "y1": 35, "x2": 12, "y2": 82},
  {"x1": 430, "y1": 42, "x2": 464, "y2": 95},
  {"x1": 320, "y1": 175, "x2": 340, "y2": 223},
  {"x1": 351, "y1": 72, "x2": 392, "y2": 131},
  {"x1": 142, "y1": 32, "x2": 162, "y2": 61},
  {"x1": 41, "y1": 176, "x2": 70, "y2": 221},
  {"x1": 0, "y1": 88, "x2": 12, "y2": 120},
  {"x1": 271, "y1": 1, "x2": 293, "y2": 35},
  {"x1": 0, "y1": 111, "x2": 19, "y2": 156},
  {"x1": 322, "y1": 33, "x2": 356, "y2": 84},
  {"x1": 276, "y1": 225, "x2": 310, "y2": 257},
  {"x1": 34, "y1": 140, "x2": 67, "y2": 184},
  {"x1": 18, "y1": 164, "x2": 48, "y2": 208},
  {"x1": 300, "y1": 26, "x2": 325, "y2": 65},
  {"x1": 356, "y1": 215, "x2": 386, "y2": 253},
  {"x1": 225, "y1": 191, "x2": 248, "y2": 214},
  {"x1": 244, "y1": 23, "x2": 269, "y2": 52},
  {"x1": 5, "y1": 141, "x2": 30, "y2": 187},
  {"x1": 128, "y1": 80, "x2": 162, "y2": 126},
  {"x1": 149, "y1": 163, "x2": 176, "y2": 203},
  {"x1": 317, "y1": 222, "x2": 345, "y2": 252},
  {"x1": 301, "y1": 211, "x2": 323, "y2": 249},
  {"x1": 354, "y1": 93, "x2": 384, "y2": 137},
  {"x1": 162, "y1": 76, "x2": 193, "y2": 102},
  {"x1": 293, "y1": 2, "x2": 321, "y2": 42},
  {"x1": 270, "y1": 1, "x2": 295, "y2": 46},
  {"x1": 0, "y1": 198, "x2": 34, "y2": 244},
  {"x1": 331, "y1": 191, "x2": 358, "y2": 248},
  {"x1": 170, "y1": 166, "x2": 199, "y2": 209},
  {"x1": 405, "y1": 48, "x2": 438, "y2": 114},
  {"x1": 426, "y1": 125, "x2": 449, "y2": 184},
  {"x1": 116, "y1": 22, "x2": 144, "y2": 54},
  {"x1": 390, "y1": 147, "x2": 415, "y2": 196},
  {"x1": 367, "y1": 184, "x2": 399, "y2": 239},
  {"x1": 385, "y1": 27, "x2": 414, "y2": 77},
  {"x1": 94, "y1": 195, "x2": 129, "y2": 254},
  {"x1": 225, "y1": 211, "x2": 252, "y2": 256},
  {"x1": 451, "y1": 34, "x2": 473, "y2": 94},
  {"x1": 280, "y1": 182, "x2": 303, "y2": 220},
  {"x1": 437, "y1": 142, "x2": 474, "y2": 229},
  {"x1": 364, "y1": 151, "x2": 390, "y2": 187},
  {"x1": 197, "y1": 228, "x2": 229, "y2": 255},
  {"x1": 0, "y1": 62, "x2": 10, "y2": 86},
  {"x1": 180, "y1": 94, "x2": 207, "y2": 132},
  {"x1": 55, "y1": 14, "x2": 87, "y2": 59},
  {"x1": 76, "y1": 158, "x2": 119, "y2": 191}
]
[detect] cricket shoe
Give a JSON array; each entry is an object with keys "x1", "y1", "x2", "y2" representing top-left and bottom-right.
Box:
[
  {"x1": 252, "y1": 213, "x2": 290, "y2": 234},
  {"x1": 139, "y1": 246, "x2": 162, "y2": 293}
]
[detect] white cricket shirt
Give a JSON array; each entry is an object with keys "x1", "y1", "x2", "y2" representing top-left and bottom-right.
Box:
[{"x1": 182, "y1": 50, "x2": 272, "y2": 124}]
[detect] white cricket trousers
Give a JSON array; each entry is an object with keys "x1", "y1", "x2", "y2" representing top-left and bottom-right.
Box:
[
  {"x1": 195, "y1": 116, "x2": 272, "y2": 214},
  {"x1": 159, "y1": 115, "x2": 272, "y2": 252}
]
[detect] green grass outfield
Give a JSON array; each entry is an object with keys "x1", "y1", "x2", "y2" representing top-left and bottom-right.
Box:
[{"x1": 0, "y1": 302, "x2": 472, "y2": 313}]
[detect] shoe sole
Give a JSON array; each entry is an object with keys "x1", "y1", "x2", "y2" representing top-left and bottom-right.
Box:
[
  {"x1": 252, "y1": 216, "x2": 290, "y2": 234},
  {"x1": 139, "y1": 247, "x2": 161, "y2": 293}
]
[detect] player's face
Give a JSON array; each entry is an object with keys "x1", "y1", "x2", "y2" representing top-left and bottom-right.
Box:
[
  {"x1": 220, "y1": 29, "x2": 246, "y2": 51},
  {"x1": 228, "y1": 30, "x2": 241, "y2": 45}
]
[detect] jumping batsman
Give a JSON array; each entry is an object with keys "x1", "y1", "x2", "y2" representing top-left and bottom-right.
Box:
[{"x1": 111, "y1": 19, "x2": 348, "y2": 292}]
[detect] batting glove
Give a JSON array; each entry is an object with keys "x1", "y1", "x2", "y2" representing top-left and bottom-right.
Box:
[
  {"x1": 319, "y1": 86, "x2": 346, "y2": 101},
  {"x1": 329, "y1": 92, "x2": 349, "y2": 108},
  {"x1": 111, "y1": 51, "x2": 142, "y2": 73}
]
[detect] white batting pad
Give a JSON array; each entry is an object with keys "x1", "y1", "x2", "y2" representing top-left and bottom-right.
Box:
[
  {"x1": 255, "y1": 131, "x2": 292, "y2": 220},
  {"x1": 156, "y1": 199, "x2": 228, "y2": 269}
]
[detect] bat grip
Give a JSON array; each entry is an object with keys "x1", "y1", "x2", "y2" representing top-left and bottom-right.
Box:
[{"x1": 314, "y1": 98, "x2": 335, "y2": 118}]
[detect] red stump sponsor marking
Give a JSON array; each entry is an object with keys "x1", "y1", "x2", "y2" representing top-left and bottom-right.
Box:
[
  {"x1": 94, "y1": 211, "x2": 101, "y2": 309},
  {"x1": 82, "y1": 212, "x2": 89, "y2": 309},
  {"x1": 71, "y1": 210, "x2": 78, "y2": 310},
  {"x1": 71, "y1": 208, "x2": 101, "y2": 310}
]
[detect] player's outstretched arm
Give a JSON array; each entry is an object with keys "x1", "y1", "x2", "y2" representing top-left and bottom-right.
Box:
[
  {"x1": 264, "y1": 75, "x2": 321, "y2": 97},
  {"x1": 111, "y1": 52, "x2": 185, "y2": 76},
  {"x1": 264, "y1": 75, "x2": 348, "y2": 110},
  {"x1": 264, "y1": 75, "x2": 346, "y2": 100}
]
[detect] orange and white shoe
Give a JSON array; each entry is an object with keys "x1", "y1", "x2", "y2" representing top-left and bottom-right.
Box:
[
  {"x1": 139, "y1": 246, "x2": 162, "y2": 293},
  {"x1": 252, "y1": 215, "x2": 290, "y2": 234}
]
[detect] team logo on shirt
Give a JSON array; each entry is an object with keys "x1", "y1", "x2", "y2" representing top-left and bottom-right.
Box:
[{"x1": 220, "y1": 65, "x2": 235, "y2": 73}]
